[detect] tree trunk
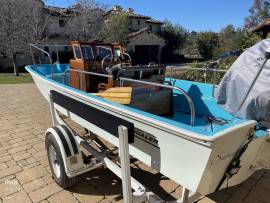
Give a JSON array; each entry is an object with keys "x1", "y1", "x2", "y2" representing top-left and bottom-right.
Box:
[{"x1": 12, "y1": 53, "x2": 19, "y2": 76}]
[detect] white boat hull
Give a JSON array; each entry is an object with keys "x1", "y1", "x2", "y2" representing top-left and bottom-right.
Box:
[{"x1": 29, "y1": 69, "x2": 267, "y2": 195}]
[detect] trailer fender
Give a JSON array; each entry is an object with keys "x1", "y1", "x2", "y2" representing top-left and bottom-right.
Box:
[{"x1": 45, "y1": 125, "x2": 84, "y2": 176}]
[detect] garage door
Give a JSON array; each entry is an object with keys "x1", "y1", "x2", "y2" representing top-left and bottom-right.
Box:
[{"x1": 134, "y1": 45, "x2": 159, "y2": 65}]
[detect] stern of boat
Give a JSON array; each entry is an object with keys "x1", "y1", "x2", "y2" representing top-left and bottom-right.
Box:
[{"x1": 196, "y1": 120, "x2": 257, "y2": 195}]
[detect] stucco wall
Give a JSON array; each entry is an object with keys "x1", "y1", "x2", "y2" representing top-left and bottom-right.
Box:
[
  {"x1": 46, "y1": 16, "x2": 70, "y2": 37},
  {"x1": 130, "y1": 18, "x2": 161, "y2": 34},
  {"x1": 149, "y1": 24, "x2": 161, "y2": 33},
  {"x1": 130, "y1": 18, "x2": 149, "y2": 31}
]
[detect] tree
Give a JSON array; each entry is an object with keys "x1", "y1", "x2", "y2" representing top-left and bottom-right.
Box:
[
  {"x1": 245, "y1": 0, "x2": 270, "y2": 29},
  {"x1": 209, "y1": 25, "x2": 246, "y2": 58},
  {"x1": 240, "y1": 32, "x2": 261, "y2": 50},
  {"x1": 196, "y1": 32, "x2": 219, "y2": 60},
  {"x1": 161, "y1": 20, "x2": 188, "y2": 62},
  {"x1": 219, "y1": 25, "x2": 244, "y2": 51},
  {"x1": 99, "y1": 12, "x2": 130, "y2": 45},
  {"x1": 180, "y1": 31, "x2": 206, "y2": 60},
  {"x1": 65, "y1": 0, "x2": 106, "y2": 41},
  {"x1": 0, "y1": 0, "x2": 48, "y2": 75}
]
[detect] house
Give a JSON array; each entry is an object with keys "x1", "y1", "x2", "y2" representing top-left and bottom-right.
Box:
[
  {"x1": 251, "y1": 18, "x2": 270, "y2": 39},
  {"x1": 42, "y1": 5, "x2": 80, "y2": 43},
  {"x1": 1, "y1": 1, "x2": 166, "y2": 70},
  {"x1": 108, "y1": 6, "x2": 166, "y2": 64},
  {"x1": 41, "y1": 4, "x2": 165, "y2": 65}
]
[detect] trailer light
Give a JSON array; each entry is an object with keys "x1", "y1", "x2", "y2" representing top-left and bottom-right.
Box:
[{"x1": 70, "y1": 156, "x2": 78, "y2": 165}]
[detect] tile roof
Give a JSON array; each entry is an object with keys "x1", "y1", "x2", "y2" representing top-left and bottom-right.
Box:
[
  {"x1": 43, "y1": 6, "x2": 72, "y2": 17},
  {"x1": 126, "y1": 12, "x2": 151, "y2": 19},
  {"x1": 146, "y1": 19, "x2": 163, "y2": 24},
  {"x1": 108, "y1": 6, "x2": 163, "y2": 23}
]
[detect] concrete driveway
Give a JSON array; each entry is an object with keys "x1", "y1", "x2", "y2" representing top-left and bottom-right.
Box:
[{"x1": 0, "y1": 84, "x2": 269, "y2": 203}]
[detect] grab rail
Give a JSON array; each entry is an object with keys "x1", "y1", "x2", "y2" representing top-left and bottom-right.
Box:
[
  {"x1": 29, "y1": 44, "x2": 53, "y2": 64},
  {"x1": 167, "y1": 66, "x2": 227, "y2": 73},
  {"x1": 29, "y1": 43, "x2": 55, "y2": 78},
  {"x1": 63, "y1": 68, "x2": 112, "y2": 87},
  {"x1": 101, "y1": 54, "x2": 113, "y2": 71},
  {"x1": 29, "y1": 44, "x2": 73, "y2": 79},
  {"x1": 119, "y1": 77, "x2": 195, "y2": 126},
  {"x1": 167, "y1": 66, "x2": 227, "y2": 84},
  {"x1": 29, "y1": 44, "x2": 72, "y2": 64},
  {"x1": 63, "y1": 68, "x2": 196, "y2": 126},
  {"x1": 167, "y1": 66, "x2": 227, "y2": 96}
]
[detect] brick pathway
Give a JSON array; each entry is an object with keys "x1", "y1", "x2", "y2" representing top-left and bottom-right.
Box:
[{"x1": 0, "y1": 84, "x2": 269, "y2": 203}]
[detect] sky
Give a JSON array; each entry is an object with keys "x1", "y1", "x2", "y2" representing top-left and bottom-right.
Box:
[{"x1": 46, "y1": 0, "x2": 254, "y2": 32}]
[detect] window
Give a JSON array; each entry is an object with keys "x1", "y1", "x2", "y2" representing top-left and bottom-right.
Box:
[
  {"x1": 59, "y1": 19, "x2": 65, "y2": 28},
  {"x1": 149, "y1": 24, "x2": 152, "y2": 31},
  {"x1": 81, "y1": 45, "x2": 94, "y2": 60},
  {"x1": 74, "y1": 46, "x2": 82, "y2": 59},
  {"x1": 138, "y1": 20, "x2": 140, "y2": 25},
  {"x1": 95, "y1": 46, "x2": 112, "y2": 61}
]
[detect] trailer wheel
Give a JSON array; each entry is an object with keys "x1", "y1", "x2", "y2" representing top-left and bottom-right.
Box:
[{"x1": 45, "y1": 132, "x2": 78, "y2": 188}]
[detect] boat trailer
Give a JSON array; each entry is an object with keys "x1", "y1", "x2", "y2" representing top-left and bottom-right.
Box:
[{"x1": 47, "y1": 92, "x2": 201, "y2": 203}]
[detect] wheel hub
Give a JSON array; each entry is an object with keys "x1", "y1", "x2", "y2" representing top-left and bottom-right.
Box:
[{"x1": 49, "y1": 145, "x2": 61, "y2": 179}]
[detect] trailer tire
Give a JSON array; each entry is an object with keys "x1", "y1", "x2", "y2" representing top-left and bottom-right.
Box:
[{"x1": 45, "y1": 132, "x2": 78, "y2": 188}]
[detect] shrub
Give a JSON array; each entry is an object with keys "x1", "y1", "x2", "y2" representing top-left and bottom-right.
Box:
[{"x1": 169, "y1": 56, "x2": 238, "y2": 84}]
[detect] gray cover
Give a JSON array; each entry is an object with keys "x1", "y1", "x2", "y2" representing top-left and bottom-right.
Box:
[{"x1": 215, "y1": 39, "x2": 270, "y2": 124}]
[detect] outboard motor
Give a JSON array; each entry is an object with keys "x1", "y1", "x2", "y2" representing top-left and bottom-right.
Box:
[{"x1": 215, "y1": 39, "x2": 270, "y2": 127}]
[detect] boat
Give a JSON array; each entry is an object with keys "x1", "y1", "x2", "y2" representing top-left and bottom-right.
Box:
[{"x1": 26, "y1": 40, "x2": 270, "y2": 202}]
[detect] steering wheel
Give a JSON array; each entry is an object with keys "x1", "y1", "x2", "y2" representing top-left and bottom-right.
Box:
[
  {"x1": 148, "y1": 62, "x2": 156, "y2": 66},
  {"x1": 123, "y1": 52, "x2": 132, "y2": 67},
  {"x1": 101, "y1": 54, "x2": 113, "y2": 73}
]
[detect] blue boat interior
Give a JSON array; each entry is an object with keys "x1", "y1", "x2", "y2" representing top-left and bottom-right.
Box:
[{"x1": 28, "y1": 64, "x2": 268, "y2": 138}]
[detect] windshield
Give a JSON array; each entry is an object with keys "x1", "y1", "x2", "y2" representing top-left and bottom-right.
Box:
[
  {"x1": 114, "y1": 47, "x2": 121, "y2": 58},
  {"x1": 96, "y1": 46, "x2": 112, "y2": 60},
  {"x1": 81, "y1": 45, "x2": 94, "y2": 60}
]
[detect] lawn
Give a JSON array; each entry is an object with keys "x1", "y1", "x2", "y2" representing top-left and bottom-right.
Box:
[{"x1": 0, "y1": 73, "x2": 33, "y2": 84}]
